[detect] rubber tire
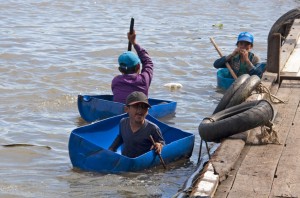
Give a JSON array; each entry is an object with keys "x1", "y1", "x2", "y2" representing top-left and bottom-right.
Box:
[
  {"x1": 213, "y1": 74, "x2": 249, "y2": 114},
  {"x1": 225, "y1": 75, "x2": 261, "y2": 109},
  {"x1": 199, "y1": 100, "x2": 274, "y2": 142}
]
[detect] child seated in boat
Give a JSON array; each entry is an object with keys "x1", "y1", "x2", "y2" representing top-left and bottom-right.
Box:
[
  {"x1": 213, "y1": 32, "x2": 266, "y2": 78},
  {"x1": 109, "y1": 91, "x2": 165, "y2": 158},
  {"x1": 111, "y1": 30, "x2": 154, "y2": 104}
]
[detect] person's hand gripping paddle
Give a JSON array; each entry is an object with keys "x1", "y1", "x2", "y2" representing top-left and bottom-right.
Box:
[{"x1": 149, "y1": 135, "x2": 166, "y2": 169}]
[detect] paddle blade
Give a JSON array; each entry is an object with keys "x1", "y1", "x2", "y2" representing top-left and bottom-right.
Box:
[{"x1": 127, "y1": 18, "x2": 134, "y2": 51}]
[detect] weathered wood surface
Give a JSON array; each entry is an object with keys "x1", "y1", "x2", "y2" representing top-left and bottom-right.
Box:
[
  {"x1": 270, "y1": 81, "x2": 300, "y2": 197},
  {"x1": 282, "y1": 36, "x2": 300, "y2": 73},
  {"x1": 279, "y1": 19, "x2": 300, "y2": 82},
  {"x1": 267, "y1": 33, "x2": 281, "y2": 74},
  {"x1": 280, "y1": 19, "x2": 300, "y2": 72},
  {"x1": 210, "y1": 139, "x2": 246, "y2": 182},
  {"x1": 267, "y1": 8, "x2": 300, "y2": 73},
  {"x1": 189, "y1": 73, "x2": 277, "y2": 197},
  {"x1": 214, "y1": 80, "x2": 300, "y2": 197},
  {"x1": 267, "y1": 19, "x2": 300, "y2": 78},
  {"x1": 278, "y1": 19, "x2": 300, "y2": 82}
]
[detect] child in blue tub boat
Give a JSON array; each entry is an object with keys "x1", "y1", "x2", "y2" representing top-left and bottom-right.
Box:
[
  {"x1": 109, "y1": 91, "x2": 165, "y2": 158},
  {"x1": 111, "y1": 30, "x2": 154, "y2": 104},
  {"x1": 213, "y1": 32, "x2": 266, "y2": 78}
]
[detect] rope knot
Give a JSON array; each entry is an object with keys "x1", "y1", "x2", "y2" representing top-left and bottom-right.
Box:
[{"x1": 256, "y1": 120, "x2": 281, "y2": 145}]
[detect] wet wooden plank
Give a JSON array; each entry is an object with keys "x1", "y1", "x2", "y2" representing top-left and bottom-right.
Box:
[{"x1": 226, "y1": 80, "x2": 300, "y2": 198}]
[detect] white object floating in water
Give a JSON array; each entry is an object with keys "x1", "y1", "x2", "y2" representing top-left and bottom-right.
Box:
[{"x1": 163, "y1": 82, "x2": 183, "y2": 90}]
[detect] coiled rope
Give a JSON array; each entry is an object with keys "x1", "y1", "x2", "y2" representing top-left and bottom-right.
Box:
[{"x1": 256, "y1": 83, "x2": 286, "y2": 104}]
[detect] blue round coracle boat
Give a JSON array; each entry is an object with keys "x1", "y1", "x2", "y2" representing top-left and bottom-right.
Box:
[
  {"x1": 217, "y1": 68, "x2": 235, "y2": 90},
  {"x1": 78, "y1": 94, "x2": 177, "y2": 122}
]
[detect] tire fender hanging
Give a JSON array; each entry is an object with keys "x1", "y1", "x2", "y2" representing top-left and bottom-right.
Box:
[
  {"x1": 199, "y1": 100, "x2": 274, "y2": 142},
  {"x1": 213, "y1": 74, "x2": 261, "y2": 114}
]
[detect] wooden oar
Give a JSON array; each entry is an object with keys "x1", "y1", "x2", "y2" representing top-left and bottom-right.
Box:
[
  {"x1": 127, "y1": 18, "x2": 134, "y2": 51},
  {"x1": 210, "y1": 37, "x2": 238, "y2": 79},
  {"x1": 149, "y1": 135, "x2": 167, "y2": 169}
]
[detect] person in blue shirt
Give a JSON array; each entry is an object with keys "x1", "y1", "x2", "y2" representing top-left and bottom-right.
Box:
[
  {"x1": 109, "y1": 91, "x2": 165, "y2": 158},
  {"x1": 213, "y1": 32, "x2": 266, "y2": 78}
]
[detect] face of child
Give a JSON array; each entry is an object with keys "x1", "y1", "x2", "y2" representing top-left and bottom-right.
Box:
[
  {"x1": 125, "y1": 102, "x2": 149, "y2": 124},
  {"x1": 237, "y1": 41, "x2": 252, "y2": 51}
]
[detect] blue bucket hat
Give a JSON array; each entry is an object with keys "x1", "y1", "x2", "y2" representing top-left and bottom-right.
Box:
[
  {"x1": 118, "y1": 51, "x2": 141, "y2": 68},
  {"x1": 237, "y1": 32, "x2": 254, "y2": 44}
]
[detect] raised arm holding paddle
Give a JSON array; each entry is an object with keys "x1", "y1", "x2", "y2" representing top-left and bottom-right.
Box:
[{"x1": 111, "y1": 18, "x2": 155, "y2": 104}]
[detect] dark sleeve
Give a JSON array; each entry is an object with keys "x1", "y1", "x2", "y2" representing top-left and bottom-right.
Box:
[
  {"x1": 108, "y1": 134, "x2": 123, "y2": 152},
  {"x1": 213, "y1": 56, "x2": 227, "y2": 69},
  {"x1": 249, "y1": 62, "x2": 267, "y2": 78}
]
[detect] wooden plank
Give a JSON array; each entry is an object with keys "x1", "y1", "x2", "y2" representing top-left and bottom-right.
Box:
[
  {"x1": 213, "y1": 144, "x2": 251, "y2": 198},
  {"x1": 279, "y1": 20, "x2": 300, "y2": 85},
  {"x1": 279, "y1": 72, "x2": 300, "y2": 81},
  {"x1": 226, "y1": 80, "x2": 299, "y2": 198},
  {"x1": 270, "y1": 81, "x2": 300, "y2": 197},
  {"x1": 280, "y1": 19, "x2": 300, "y2": 71},
  {"x1": 210, "y1": 139, "x2": 246, "y2": 182},
  {"x1": 282, "y1": 37, "x2": 300, "y2": 73}
]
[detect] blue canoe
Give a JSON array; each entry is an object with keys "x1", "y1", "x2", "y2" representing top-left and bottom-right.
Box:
[
  {"x1": 217, "y1": 68, "x2": 235, "y2": 90},
  {"x1": 68, "y1": 114, "x2": 195, "y2": 173},
  {"x1": 78, "y1": 94, "x2": 177, "y2": 122}
]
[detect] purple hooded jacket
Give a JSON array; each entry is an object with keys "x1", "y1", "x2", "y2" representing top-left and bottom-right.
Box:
[{"x1": 111, "y1": 44, "x2": 153, "y2": 104}]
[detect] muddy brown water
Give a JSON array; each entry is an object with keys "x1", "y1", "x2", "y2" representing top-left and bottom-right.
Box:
[{"x1": 0, "y1": 1, "x2": 299, "y2": 197}]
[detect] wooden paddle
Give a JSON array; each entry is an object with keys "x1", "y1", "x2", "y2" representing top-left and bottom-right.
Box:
[
  {"x1": 127, "y1": 18, "x2": 134, "y2": 51},
  {"x1": 149, "y1": 135, "x2": 167, "y2": 169},
  {"x1": 210, "y1": 37, "x2": 238, "y2": 79}
]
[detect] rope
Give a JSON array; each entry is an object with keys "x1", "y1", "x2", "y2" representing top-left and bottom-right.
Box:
[
  {"x1": 256, "y1": 83, "x2": 285, "y2": 104},
  {"x1": 256, "y1": 120, "x2": 281, "y2": 145}
]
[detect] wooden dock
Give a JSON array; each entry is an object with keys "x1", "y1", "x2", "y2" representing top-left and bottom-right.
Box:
[
  {"x1": 184, "y1": 9, "x2": 300, "y2": 198},
  {"x1": 212, "y1": 79, "x2": 300, "y2": 198}
]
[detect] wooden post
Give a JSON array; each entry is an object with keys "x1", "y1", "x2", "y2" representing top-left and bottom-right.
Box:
[{"x1": 267, "y1": 33, "x2": 281, "y2": 82}]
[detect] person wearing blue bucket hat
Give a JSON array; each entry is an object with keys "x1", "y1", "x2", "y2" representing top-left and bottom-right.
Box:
[
  {"x1": 213, "y1": 32, "x2": 266, "y2": 78},
  {"x1": 112, "y1": 30, "x2": 154, "y2": 103}
]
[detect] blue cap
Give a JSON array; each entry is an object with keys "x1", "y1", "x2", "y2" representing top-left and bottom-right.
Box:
[
  {"x1": 118, "y1": 51, "x2": 141, "y2": 68},
  {"x1": 237, "y1": 32, "x2": 254, "y2": 44}
]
